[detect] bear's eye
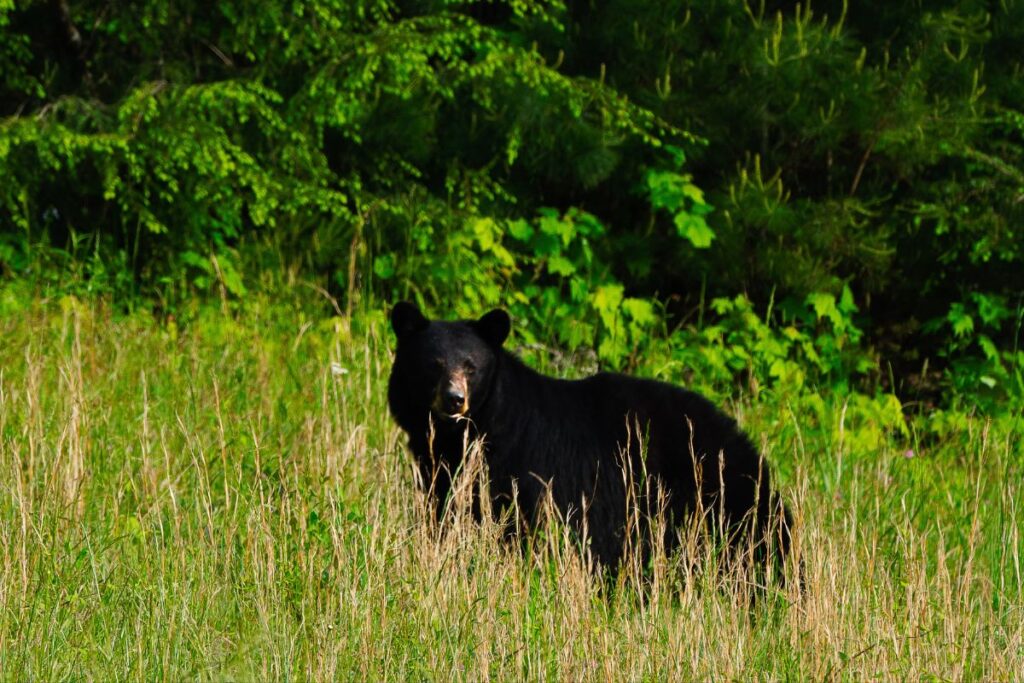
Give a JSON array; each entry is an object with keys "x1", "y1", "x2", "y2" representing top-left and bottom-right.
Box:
[
  {"x1": 464, "y1": 360, "x2": 477, "y2": 374},
  {"x1": 431, "y1": 358, "x2": 445, "y2": 371}
]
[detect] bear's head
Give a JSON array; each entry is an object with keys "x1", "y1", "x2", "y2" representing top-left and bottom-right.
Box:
[{"x1": 389, "y1": 302, "x2": 511, "y2": 421}]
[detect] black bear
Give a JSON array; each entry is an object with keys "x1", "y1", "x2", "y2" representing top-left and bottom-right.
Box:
[{"x1": 387, "y1": 302, "x2": 791, "y2": 570}]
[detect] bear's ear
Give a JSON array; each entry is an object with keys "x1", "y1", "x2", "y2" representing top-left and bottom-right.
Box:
[
  {"x1": 474, "y1": 309, "x2": 511, "y2": 347},
  {"x1": 391, "y1": 301, "x2": 429, "y2": 339}
]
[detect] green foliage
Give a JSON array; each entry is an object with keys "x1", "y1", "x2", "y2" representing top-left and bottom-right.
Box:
[
  {"x1": 647, "y1": 286, "x2": 875, "y2": 399},
  {"x1": 645, "y1": 146, "x2": 716, "y2": 248},
  {"x1": 0, "y1": 0, "x2": 677, "y2": 289},
  {"x1": 925, "y1": 293, "x2": 1024, "y2": 408},
  {"x1": 2, "y1": 0, "x2": 1023, "y2": 409},
  {"x1": 382, "y1": 206, "x2": 657, "y2": 367}
]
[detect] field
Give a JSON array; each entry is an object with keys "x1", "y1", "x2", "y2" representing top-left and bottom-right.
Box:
[{"x1": 0, "y1": 288, "x2": 1021, "y2": 681}]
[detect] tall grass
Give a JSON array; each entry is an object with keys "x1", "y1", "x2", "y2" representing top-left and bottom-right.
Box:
[{"x1": 0, "y1": 289, "x2": 1020, "y2": 680}]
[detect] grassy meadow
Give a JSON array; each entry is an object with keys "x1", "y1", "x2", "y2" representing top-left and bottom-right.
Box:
[{"x1": 0, "y1": 286, "x2": 1021, "y2": 681}]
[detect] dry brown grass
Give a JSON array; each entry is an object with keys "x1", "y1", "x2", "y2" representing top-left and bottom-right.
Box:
[{"x1": 0, "y1": 293, "x2": 1020, "y2": 680}]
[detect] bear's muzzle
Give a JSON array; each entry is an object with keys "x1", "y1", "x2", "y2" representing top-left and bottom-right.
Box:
[{"x1": 433, "y1": 371, "x2": 469, "y2": 418}]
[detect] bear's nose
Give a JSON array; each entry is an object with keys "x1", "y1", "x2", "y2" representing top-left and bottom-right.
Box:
[{"x1": 441, "y1": 387, "x2": 466, "y2": 414}]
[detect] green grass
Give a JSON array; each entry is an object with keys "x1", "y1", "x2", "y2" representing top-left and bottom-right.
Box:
[{"x1": 0, "y1": 287, "x2": 1021, "y2": 680}]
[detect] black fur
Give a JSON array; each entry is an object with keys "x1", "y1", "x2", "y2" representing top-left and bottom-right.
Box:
[{"x1": 387, "y1": 303, "x2": 791, "y2": 570}]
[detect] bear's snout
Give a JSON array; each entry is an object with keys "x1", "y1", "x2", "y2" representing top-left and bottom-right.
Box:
[
  {"x1": 432, "y1": 371, "x2": 469, "y2": 417},
  {"x1": 441, "y1": 387, "x2": 466, "y2": 413}
]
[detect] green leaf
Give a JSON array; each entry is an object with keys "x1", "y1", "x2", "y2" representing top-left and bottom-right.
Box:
[
  {"x1": 622, "y1": 298, "x2": 656, "y2": 326},
  {"x1": 674, "y1": 213, "x2": 715, "y2": 248},
  {"x1": 373, "y1": 253, "x2": 396, "y2": 280},
  {"x1": 838, "y1": 285, "x2": 858, "y2": 314},
  {"x1": 971, "y1": 292, "x2": 1009, "y2": 327},
  {"x1": 947, "y1": 303, "x2": 974, "y2": 338},
  {"x1": 469, "y1": 217, "x2": 498, "y2": 250},
  {"x1": 592, "y1": 284, "x2": 625, "y2": 333},
  {"x1": 807, "y1": 292, "x2": 842, "y2": 327},
  {"x1": 508, "y1": 219, "x2": 534, "y2": 241},
  {"x1": 538, "y1": 210, "x2": 575, "y2": 246},
  {"x1": 664, "y1": 144, "x2": 687, "y2": 167},
  {"x1": 180, "y1": 251, "x2": 211, "y2": 273},
  {"x1": 681, "y1": 182, "x2": 705, "y2": 205},
  {"x1": 216, "y1": 255, "x2": 248, "y2": 297},
  {"x1": 546, "y1": 254, "x2": 576, "y2": 276},
  {"x1": 977, "y1": 335, "x2": 999, "y2": 361}
]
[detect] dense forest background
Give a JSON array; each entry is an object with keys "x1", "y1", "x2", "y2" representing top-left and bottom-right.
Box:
[{"x1": 1, "y1": 0, "x2": 1022, "y2": 410}]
